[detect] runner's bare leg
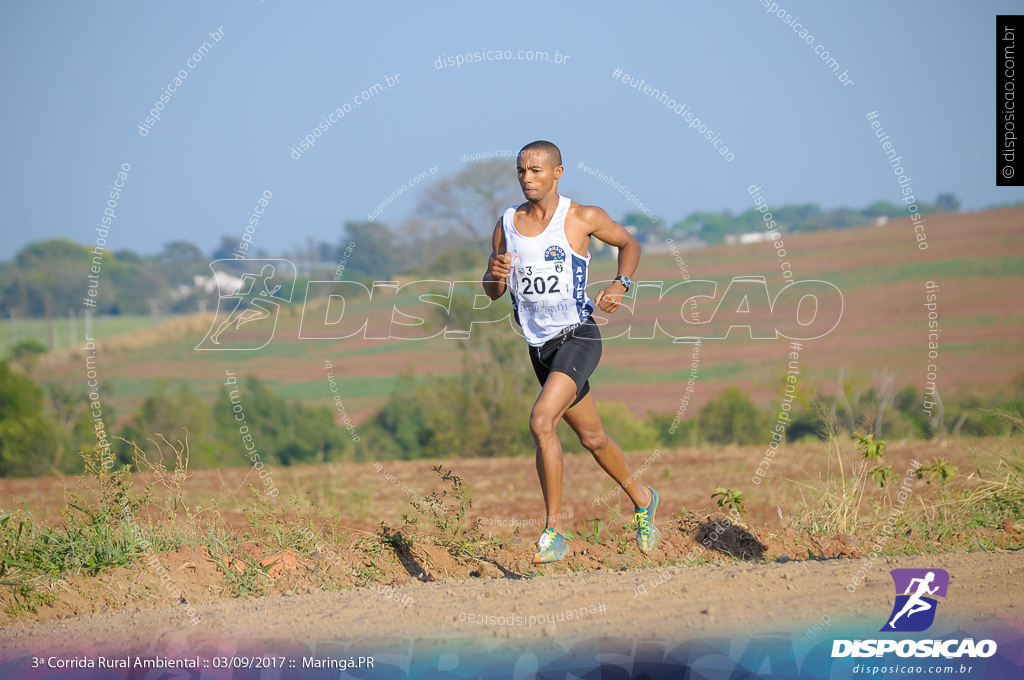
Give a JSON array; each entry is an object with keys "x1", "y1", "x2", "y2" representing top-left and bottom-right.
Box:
[
  {"x1": 562, "y1": 392, "x2": 651, "y2": 509},
  {"x1": 529, "y1": 372, "x2": 578, "y2": 533}
]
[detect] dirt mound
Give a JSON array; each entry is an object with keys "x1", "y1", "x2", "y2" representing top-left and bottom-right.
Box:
[
  {"x1": 5, "y1": 507, "x2": 1017, "y2": 629},
  {"x1": 3, "y1": 544, "x2": 222, "y2": 625}
]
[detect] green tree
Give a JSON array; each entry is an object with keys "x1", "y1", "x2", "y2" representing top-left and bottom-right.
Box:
[
  {"x1": 698, "y1": 387, "x2": 768, "y2": 445},
  {"x1": 46, "y1": 383, "x2": 93, "y2": 474},
  {"x1": 342, "y1": 221, "x2": 413, "y2": 281},
  {"x1": 105, "y1": 255, "x2": 167, "y2": 315},
  {"x1": 153, "y1": 241, "x2": 208, "y2": 289},
  {"x1": 210, "y1": 236, "x2": 241, "y2": 261},
  {"x1": 0, "y1": 362, "x2": 57, "y2": 477},
  {"x1": 8, "y1": 339, "x2": 47, "y2": 375},
  {"x1": 676, "y1": 211, "x2": 735, "y2": 244},
  {"x1": 621, "y1": 211, "x2": 662, "y2": 241},
  {"x1": 415, "y1": 157, "x2": 522, "y2": 245},
  {"x1": 0, "y1": 239, "x2": 112, "y2": 317},
  {"x1": 120, "y1": 382, "x2": 222, "y2": 467},
  {"x1": 422, "y1": 247, "x2": 484, "y2": 277},
  {"x1": 213, "y1": 376, "x2": 351, "y2": 466},
  {"x1": 862, "y1": 201, "x2": 904, "y2": 218},
  {"x1": 936, "y1": 192, "x2": 960, "y2": 213},
  {"x1": 363, "y1": 290, "x2": 536, "y2": 460}
]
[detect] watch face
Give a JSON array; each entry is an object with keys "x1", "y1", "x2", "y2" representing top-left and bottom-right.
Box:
[{"x1": 620, "y1": 276, "x2": 631, "y2": 289}]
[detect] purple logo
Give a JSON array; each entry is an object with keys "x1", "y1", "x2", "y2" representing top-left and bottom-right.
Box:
[{"x1": 881, "y1": 568, "x2": 949, "y2": 632}]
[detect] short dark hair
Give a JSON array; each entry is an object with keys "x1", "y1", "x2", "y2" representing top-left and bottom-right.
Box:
[{"x1": 518, "y1": 140, "x2": 562, "y2": 168}]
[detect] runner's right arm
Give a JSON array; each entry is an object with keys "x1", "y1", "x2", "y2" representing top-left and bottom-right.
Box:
[{"x1": 482, "y1": 218, "x2": 511, "y2": 300}]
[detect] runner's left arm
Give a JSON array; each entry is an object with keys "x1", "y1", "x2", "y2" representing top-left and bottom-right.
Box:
[{"x1": 583, "y1": 206, "x2": 641, "y2": 314}]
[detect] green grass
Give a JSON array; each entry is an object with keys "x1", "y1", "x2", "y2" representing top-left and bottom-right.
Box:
[
  {"x1": 0, "y1": 460, "x2": 177, "y2": 611},
  {"x1": 105, "y1": 377, "x2": 220, "y2": 400},
  {"x1": 205, "y1": 527, "x2": 270, "y2": 598},
  {"x1": 596, "y1": 360, "x2": 751, "y2": 385},
  {"x1": 273, "y1": 376, "x2": 406, "y2": 400},
  {"x1": 813, "y1": 256, "x2": 1024, "y2": 289},
  {"x1": 0, "y1": 314, "x2": 158, "y2": 355}
]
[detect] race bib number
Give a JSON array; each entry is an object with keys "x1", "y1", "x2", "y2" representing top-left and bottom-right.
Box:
[{"x1": 514, "y1": 260, "x2": 570, "y2": 299}]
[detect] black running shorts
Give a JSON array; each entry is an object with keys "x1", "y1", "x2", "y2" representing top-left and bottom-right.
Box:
[{"x1": 528, "y1": 317, "x2": 602, "y2": 407}]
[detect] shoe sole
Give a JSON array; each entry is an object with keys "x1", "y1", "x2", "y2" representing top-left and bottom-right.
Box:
[
  {"x1": 532, "y1": 543, "x2": 569, "y2": 564},
  {"x1": 532, "y1": 550, "x2": 568, "y2": 564}
]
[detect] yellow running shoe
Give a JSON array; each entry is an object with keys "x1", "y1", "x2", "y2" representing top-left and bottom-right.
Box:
[
  {"x1": 532, "y1": 527, "x2": 569, "y2": 564},
  {"x1": 634, "y1": 486, "x2": 661, "y2": 553}
]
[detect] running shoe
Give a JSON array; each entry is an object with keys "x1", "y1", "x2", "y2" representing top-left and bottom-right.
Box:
[
  {"x1": 634, "y1": 486, "x2": 661, "y2": 553},
  {"x1": 532, "y1": 527, "x2": 569, "y2": 564}
]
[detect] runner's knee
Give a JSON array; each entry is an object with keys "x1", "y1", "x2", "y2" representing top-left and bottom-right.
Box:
[
  {"x1": 580, "y1": 430, "x2": 607, "y2": 452},
  {"x1": 529, "y1": 412, "x2": 558, "y2": 439}
]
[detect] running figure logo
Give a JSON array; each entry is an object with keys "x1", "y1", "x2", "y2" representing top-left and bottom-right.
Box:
[
  {"x1": 544, "y1": 245, "x2": 565, "y2": 261},
  {"x1": 881, "y1": 568, "x2": 949, "y2": 632},
  {"x1": 196, "y1": 259, "x2": 296, "y2": 351}
]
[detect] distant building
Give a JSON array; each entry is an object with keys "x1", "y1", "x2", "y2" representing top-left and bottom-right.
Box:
[
  {"x1": 174, "y1": 271, "x2": 244, "y2": 299},
  {"x1": 725, "y1": 232, "x2": 770, "y2": 245}
]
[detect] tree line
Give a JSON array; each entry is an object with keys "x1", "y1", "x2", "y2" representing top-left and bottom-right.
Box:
[
  {"x1": 1, "y1": 157, "x2": 967, "y2": 319},
  {"x1": 4, "y1": 295, "x2": 1020, "y2": 477},
  {"x1": 0, "y1": 352, "x2": 355, "y2": 477}
]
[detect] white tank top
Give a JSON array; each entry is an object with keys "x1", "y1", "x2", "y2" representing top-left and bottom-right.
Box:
[{"x1": 502, "y1": 194, "x2": 594, "y2": 347}]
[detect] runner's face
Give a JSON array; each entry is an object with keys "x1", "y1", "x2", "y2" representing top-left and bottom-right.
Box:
[{"x1": 517, "y1": 151, "x2": 562, "y2": 200}]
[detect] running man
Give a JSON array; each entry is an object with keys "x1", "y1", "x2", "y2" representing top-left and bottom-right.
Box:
[
  {"x1": 210, "y1": 264, "x2": 283, "y2": 345},
  {"x1": 888, "y1": 571, "x2": 939, "y2": 628},
  {"x1": 481, "y1": 140, "x2": 660, "y2": 564}
]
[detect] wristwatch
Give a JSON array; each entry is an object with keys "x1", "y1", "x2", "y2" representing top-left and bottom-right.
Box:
[{"x1": 613, "y1": 275, "x2": 631, "y2": 292}]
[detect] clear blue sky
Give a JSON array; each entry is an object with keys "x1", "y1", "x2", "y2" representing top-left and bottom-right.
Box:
[{"x1": 0, "y1": 0, "x2": 1019, "y2": 259}]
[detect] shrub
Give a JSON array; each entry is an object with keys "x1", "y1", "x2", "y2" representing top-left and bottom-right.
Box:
[
  {"x1": 0, "y1": 362, "x2": 56, "y2": 477},
  {"x1": 699, "y1": 387, "x2": 769, "y2": 446}
]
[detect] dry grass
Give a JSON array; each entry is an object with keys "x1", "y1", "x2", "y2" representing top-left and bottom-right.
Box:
[
  {"x1": 785, "y1": 403, "x2": 874, "y2": 536},
  {"x1": 98, "y1": 313, "x2": 216, "y2": 355}
]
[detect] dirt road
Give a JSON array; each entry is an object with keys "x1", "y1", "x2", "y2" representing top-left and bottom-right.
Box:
[{"x1": 2, "y1": 550, "x2": 1020, "y2": 662}]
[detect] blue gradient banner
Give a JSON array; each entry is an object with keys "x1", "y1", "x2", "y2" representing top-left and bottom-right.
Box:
[{"x1": 2, "y1": 625, "x2": 1023, "y2": 679}]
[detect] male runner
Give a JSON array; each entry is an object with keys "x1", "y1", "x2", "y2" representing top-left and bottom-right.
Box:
[
  {"x1": 888, "y1": 571, "x2": 939, "y2": 628},
  {"x1": 482, "y1": 140, "x2": 660, "y2": 564}
]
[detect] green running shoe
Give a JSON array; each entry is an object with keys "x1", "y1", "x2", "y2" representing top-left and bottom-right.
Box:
[
  {"x1": 532, "y1": 527, "x2": 569, "y2": 564},
  {"x1": 634, "y1": 486, "x2": 661, "y2": 553}
]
